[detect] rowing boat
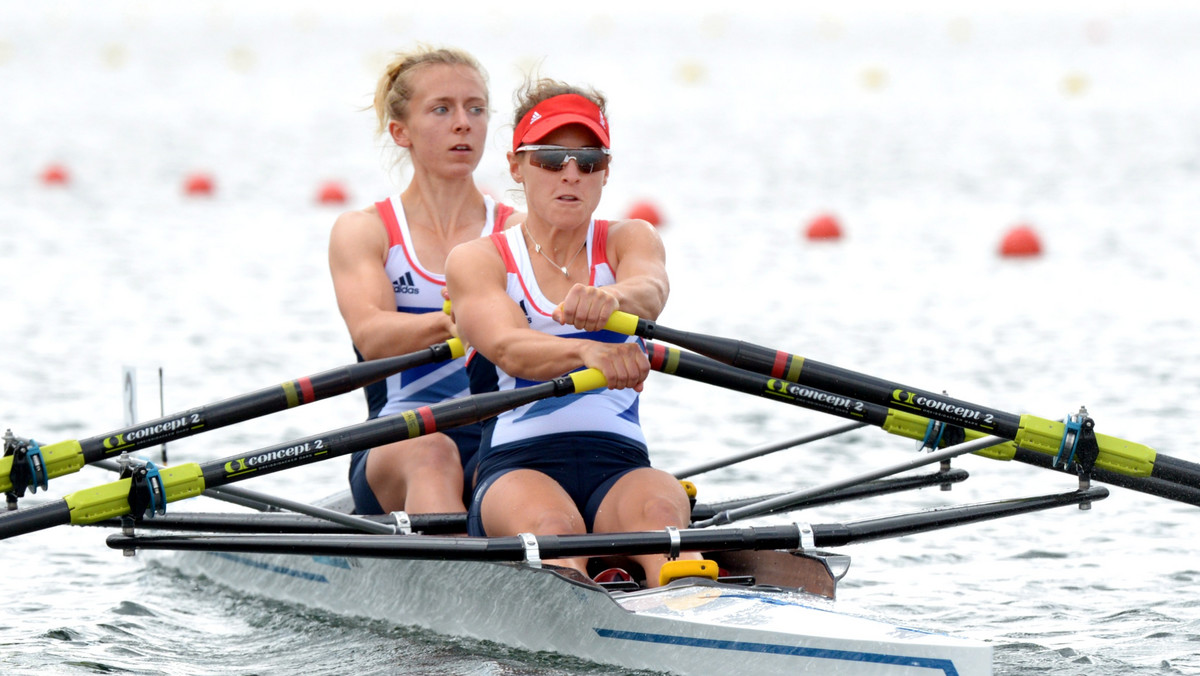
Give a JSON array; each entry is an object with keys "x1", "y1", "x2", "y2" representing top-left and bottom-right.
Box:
[
  {"x1": 125, "y1": 492, "x2": 995, "y2": 676},
  {"x1": 6, "y1": 315, "x2": 1196, "y2": 676}
]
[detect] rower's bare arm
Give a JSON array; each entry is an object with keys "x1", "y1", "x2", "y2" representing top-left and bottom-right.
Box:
[
  {"x1": 447, "y1": 241, "x2": 646, "y2": 389},
  {"x1": 329, "y1": 209, "x2": 454, "y2": 359},
  {"x1": 563, "y1": 218, "x2": 668, "y2": 331}
]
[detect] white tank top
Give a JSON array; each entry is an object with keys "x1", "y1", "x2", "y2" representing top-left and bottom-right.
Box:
[
  {"x1": 467, "y1": 219, "x2": 646, "y2": 448},
  {"x1": 362, "y1": 194, "x2": 513, "y2": 418}
]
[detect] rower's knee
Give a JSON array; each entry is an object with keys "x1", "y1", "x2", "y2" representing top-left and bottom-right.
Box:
[
  {"x1": 528, "y1": 509, "x2": 585, "y2": 536},
  {"x1": 637, "y1": 493, "x2": 690, "y2": 530}
]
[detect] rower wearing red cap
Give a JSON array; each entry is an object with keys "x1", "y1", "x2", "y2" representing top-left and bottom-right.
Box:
[{"x1": 446, "y1": 79, "x2": 699, "y2": 587}]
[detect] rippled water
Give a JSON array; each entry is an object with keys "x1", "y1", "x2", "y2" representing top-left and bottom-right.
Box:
[{"x1": 3, "y1": 3, "x2": 1200, "y2": 675}]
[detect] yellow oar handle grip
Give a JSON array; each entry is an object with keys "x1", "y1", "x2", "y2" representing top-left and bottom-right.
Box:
[
  {"x1": 603, "y1": 310, "x2": 640, "y2": 336},
  {"x1": 443, "y1": 299, "x2": 452, "y2": 315},
  {"x1": 569, "y1": 368, "x2": 608, "y2": 393},
  {"x1": 446, "y1": 337, "x2": 465, "y2": 359}
]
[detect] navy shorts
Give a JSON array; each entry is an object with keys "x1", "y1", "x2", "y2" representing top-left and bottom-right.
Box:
[
  {"x1": 347, "y1": 422, "x2": 482, "y2": 515},
  {"x1": 467, "y1": 432, "x2": 651, "y2": 536}
]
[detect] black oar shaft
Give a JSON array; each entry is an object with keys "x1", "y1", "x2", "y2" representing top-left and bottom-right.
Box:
[
  {"x1": 0, "y1": 370, "x2": 604, "y2": 540},
  {"x1": 616, "y1": 314, "x2": 1200, "y2": 500},
  {"x1": 637, "y1": 318, "x2": 1022, "y2": 435},
  {"x1": 645, "y1": 341, "x2": 1200, "y2": 507},
  {"x1": 1, "y1": 342, "x2": 462, "y2": 495},
  {"x1": 79, "y1": 341, "x2": 460, "y2": 462},
  {"x1": 198, "y1": 373, "x2": 596, "y2": 491}
]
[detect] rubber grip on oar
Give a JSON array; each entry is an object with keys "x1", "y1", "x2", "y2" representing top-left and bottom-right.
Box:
[
  {"x1": 446, "y1": 337, "x2": 465, "y2": 359},
  {"x1": 603, "y1": 311, "x2": 641, "y2": 337},
  {"x1": 569, "y1": 368, "x2": 608, "y2": 393}
]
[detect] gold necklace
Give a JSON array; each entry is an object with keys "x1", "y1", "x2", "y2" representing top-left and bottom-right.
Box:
[{"x1": 525, "y1": 225, "x2": 587, "y2": 277}]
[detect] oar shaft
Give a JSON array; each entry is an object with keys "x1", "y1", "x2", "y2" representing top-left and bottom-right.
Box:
[
  {"x1": 620, "y1": 314, "x2": 1198, "y2": 493},
  {"x1": 623, "y1": 314, "x2": 1023, "y2": 435},
  {"x1": 195, "y1": 370, "x2": 601, "y2": 492},
  {"x1": 0, "y1": 341, "x2": 463, "y2": 494},
  {"x1": 0, "y1": 369, "x2": 605, "y2": 540},
  {"x1": 646, "y1": 342, "x2": 1200, "y2": 507},
  {"x1": 83, "y1": 340, "x2": 462, "y2": 461}
]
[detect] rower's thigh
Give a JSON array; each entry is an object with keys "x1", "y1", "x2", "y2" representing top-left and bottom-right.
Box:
[
  {"x1": 366, "y1": 433, "x2": 461, "y2": 478},
  {"x1": 481, "y1": 469, "x2": 586, "y2": 536}
]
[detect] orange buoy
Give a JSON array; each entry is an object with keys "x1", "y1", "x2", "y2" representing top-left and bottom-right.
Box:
[
  {"x1": 804, "y1": 213, "x2": 843, "y2": 241},
  {"x1": 999, "y1": 224, "x2": 1042, "y2": 257},
  {"x1": 626, "y1": 200, "x2": 663, "y2": 227},
  {"x1": 316, "y1": 180, "x2": 348, "y2": 205},
  {"x1": 40, "y1": 163, "x2": 70, "y2": 186},
  {"x1": 183, "y1": 172, "x2": 215, "y2": 197}
]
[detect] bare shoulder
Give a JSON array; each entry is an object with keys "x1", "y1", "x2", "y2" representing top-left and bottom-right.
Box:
[
  {"x1": 329, "y1": 205, "x2": 386, "y2": 257},
  {"x1": 606, "y1": 218, "x2": 665, "y2": 258},
  {"x1": 446, "y1": 235, "x2": 502, "y2": 274}
]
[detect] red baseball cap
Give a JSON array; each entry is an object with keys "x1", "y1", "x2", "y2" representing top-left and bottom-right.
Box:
[{"x1": 512, "y1": 94, "x2": 609, "y2": 151}]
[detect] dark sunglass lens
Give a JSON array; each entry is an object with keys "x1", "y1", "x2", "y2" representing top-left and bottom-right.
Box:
[
  {"x1": 574, "y1": 150, "x2": 609, "y2": 173},
  {"x1": 530, "y1": 149, "x2": 569, "y2": 171}
]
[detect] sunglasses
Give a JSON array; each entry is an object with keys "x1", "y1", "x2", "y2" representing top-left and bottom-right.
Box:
[{"x1": 517, "y1": 145, "x2": 611, "y2": 173}]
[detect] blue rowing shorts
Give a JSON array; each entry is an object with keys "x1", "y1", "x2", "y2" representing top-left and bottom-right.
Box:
[{"x1": 467, "y1": 432, "x2": 650, "y2": 536}]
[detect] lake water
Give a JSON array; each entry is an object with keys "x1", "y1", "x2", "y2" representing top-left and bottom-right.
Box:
[{"x1": 3, "y1": 2, "x2": 1200, "y2": 674}]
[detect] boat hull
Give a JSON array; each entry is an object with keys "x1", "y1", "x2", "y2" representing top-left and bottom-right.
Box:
[{"x1": 167, "y1": 549, "x2": 992, "y2": 676}]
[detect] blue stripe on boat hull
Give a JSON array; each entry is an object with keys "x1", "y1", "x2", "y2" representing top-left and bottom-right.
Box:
[
  {"x1": 592, "y1": 628, "x2": 960, "y2": 676},
  {"x1": 208, "y1": 552, "x2": 330, "y2": 583}
]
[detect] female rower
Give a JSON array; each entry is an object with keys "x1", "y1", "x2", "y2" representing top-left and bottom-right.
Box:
[
  {"x1": 329, "y1": 46, "x2": 517, "y2": 515},
  {"x1": 445, "y1": 79, "x2": 699, "y2": 586}
]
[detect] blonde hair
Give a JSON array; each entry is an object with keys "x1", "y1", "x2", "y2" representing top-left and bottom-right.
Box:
[
  {"x1": 512, "y1": 77, "x2": 606, "y2": 131},
  {"x1": 373, "y1": 46, "x2": 488, "y2": 135}
]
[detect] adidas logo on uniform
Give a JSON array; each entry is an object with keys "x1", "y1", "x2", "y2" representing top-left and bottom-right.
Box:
[
  {"x1": 529, "y1": 111, "x2": 542, "y2": 125},
  {"x1": 392, "y1": 271, "x2": 418, "y2": 294}
]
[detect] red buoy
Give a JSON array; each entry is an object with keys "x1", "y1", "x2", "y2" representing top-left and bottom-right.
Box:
[
  {"x1": 183, "y1": 172, "x2": 215, "y2": 197},
  {"x1": 804, "y1": 213, "x2": 843, "y2": 241},
  {"x1": 316, "y1": 180, "x2": 348, "y2": 205},
  {"x1": 40, "y1": 163, "x2": 70, "y2": 186},
  {"x1": 999, "y1": 224, "x2": 1042, "y2": 257},
  {"x1": 626, "y1": 200, "x2": 663, "y2": 227}
]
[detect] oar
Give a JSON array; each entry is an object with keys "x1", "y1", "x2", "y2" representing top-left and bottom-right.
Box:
[
  {"x1": 1, "y1": 340, "x2": 464, "y2": 496},
  {"x1": 92, "y1": 458, "x2": 394, "y2": 534},
  {"x1": 644, "y1": 341, "x2": 1200, "y2": 506},
  {"x1": 0, "y1": 368, "x2": 606, "y2": 540},
  {"x1": 106, "y1": 485, "x2": 1107, "y2": 560},
  {"x1": 605, "y1": 311, "x2": 1200, "y2": 503}
]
